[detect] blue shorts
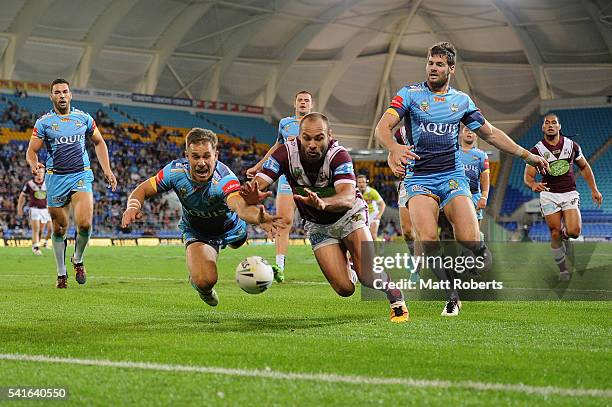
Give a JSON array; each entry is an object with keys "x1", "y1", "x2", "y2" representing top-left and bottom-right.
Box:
[
  {"x1": 180, "y1": 219, "x2": 248, "y2": 252},
  {"x1": 471, "y1": 192, "x2": 483, "y2": 220},
  {"x1": 45, "y1": 169, "x2": 94, "y2": 207},
  {"x1": 404, "y1": 169, "x2": 471, "y2": 209},
  {"x1": 276, "y1": 174, "x2": 293, "y2": 196}
]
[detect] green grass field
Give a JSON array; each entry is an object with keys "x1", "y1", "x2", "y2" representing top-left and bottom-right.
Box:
[{"x1": 0, "y1": 244, "x2": 610, "y2": 406}]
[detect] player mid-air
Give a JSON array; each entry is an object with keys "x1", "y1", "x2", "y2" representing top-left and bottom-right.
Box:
[
  {"x1": 26, "y1": 78, "x2": 117, "y2": 288},
  {"x1": 247, "y1": 91, "x2": 314, "y2": 282},
  {"x1": 356, "y1": 175, "x2": 386, "y2": 239},
  {"x1": 375, "y1": 42, "x2": 549, "y2": 316},
  {"x1": 122, "y1": 128, "x2": 283, "y2": 307},
  {"x1": 524, "y1": 113, "x2": 602, "y2": 280},
  {"x1": 17, "y1": 167, "x2": 52, "y2": 255},
  {"x1": 246, "y1": 112, "x2": 409, "y2": 323}
]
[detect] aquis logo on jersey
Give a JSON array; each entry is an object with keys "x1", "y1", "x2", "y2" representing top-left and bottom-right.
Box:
[
  {"x1": 418, "y1": 122, "x2": 459, "y2": 136},
  {"x1": 55, "y1": 134, "x2": 85, "y2": 145}
]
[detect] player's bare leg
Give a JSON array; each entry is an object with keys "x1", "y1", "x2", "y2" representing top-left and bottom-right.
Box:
[
  {"x1": 399, "y1": 205, "x2": 420, "y2": 281},
  {"x1": 313, "y1": 243, "x2": 356, "y2": 297},
  {"x1": 342, "y1": 227, "x2": 408, "y2": 322},
  {"x1": 369, "y1": 220, "x2": 380, "y2": 240},
  {"x1": 42, "y1": 220, "x2": 52, "y2": 249},
  {"x1": 70, "y1": 192, "x2": 93, "y2": 284},
  {"x1": 48, "y1": 206, "x2": 70, "y2": 288},
  {"x1": 444, "y1": 195, "x2": 493, "y2": 276},
  {"x1": 186, "y1": 242, "x2": 219, "y2": 306},
  {"x1": 30, "y1": 219, "x2": 42, "y2": 255},
  {"x1": 410, "y1": 195, "x2": 461, "y2": 315},
  {"x1": 544, "y1": 210, "x2": 574, "y2": 280},
  {"x1": 274, "y1": 193, "x2": 295, "y2": 282}
]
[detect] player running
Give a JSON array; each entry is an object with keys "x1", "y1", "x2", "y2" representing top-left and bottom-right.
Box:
[
  {"x1": 459, "y1": 126, "x2": 490, "y2": 228},
  {"x1": 121, "y1": 128, "x2": 283, "y2": 307},
  {"x1": 356, "y1": 175, "x2": 386, "y2": 239},
  {"x1": 375, "y1": 42, "x2": 549, "y2": 316},
  {"x1": 246, "y1": 90, "x2": 314, "y2": 282},
  {"x1": 246, "y1": 112, "x2": 409, "y2": 323},
  {"x1": 17, "y1": 167, "x2": 52, "y2": 255},
  {"x1": 524, "y1": 113, "x2": 602, "y2": 280},
  {"x1": 26, "y1": 78, "x2": 117, "y2": 288}
]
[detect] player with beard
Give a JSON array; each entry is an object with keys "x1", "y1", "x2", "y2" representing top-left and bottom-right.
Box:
[
  {"x1": 375, "y1": 42, "x2": 549, "y2": 316},
  {"x1": 17, "y1": 166, "x2": 52, "y2": 255},
  {"x1": 247, "y1": 91, "x2": 314, "y2": 282},
  {"x1": 524, "y1": 113, "x2": 602, "y2": 280},
  {"x1": 26, "y1": 78, "x2": 117, "y2": 288},
  {"x1": 121, "y1": 128, "x2": 283, "y2": 307},
  {"x1": 245, "y1": 112, "x2": 409, "y2": 323}
]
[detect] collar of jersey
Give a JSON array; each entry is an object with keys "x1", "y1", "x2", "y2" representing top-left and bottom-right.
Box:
[{"x1": 423, "y1": 81, "x2": 451, "y2": 95}]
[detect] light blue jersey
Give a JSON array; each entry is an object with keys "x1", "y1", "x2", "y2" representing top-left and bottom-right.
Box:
[
  {"x1": 33, "y1": 108, "x2": 96, "y2": 174},
  {"x1": 387, "y1": 82, "x2": 485, "y2": 176},
  {"x1": 459, "y1": 147, "x2": 489, "y2": 195},
  {"x1": 277, "y1": 116, "x2": 300, "y2": 144},
  {"x1": 276, "y1": 115, "x2": 301, "y2": 194},
  {"x1": 152, "y1": 159, "x2": 246, "y2": 246}
]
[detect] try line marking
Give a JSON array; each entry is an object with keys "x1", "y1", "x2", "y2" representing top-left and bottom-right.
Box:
[{"x1": 0, "y1": 353, "x2": 610, "y2": 398}]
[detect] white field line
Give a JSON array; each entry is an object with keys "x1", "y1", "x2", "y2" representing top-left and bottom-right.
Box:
[{"x1": 0, "y1": 353, "x2": 609, "y2": 398}]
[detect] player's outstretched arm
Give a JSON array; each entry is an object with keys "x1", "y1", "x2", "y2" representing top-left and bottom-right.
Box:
[
  {"x1": 294, "y1": 183, "x2": 355, "y2": 213},
  {"x1": 121, "y1": 178, "x2": 158, "y2": 228},
  {"x1": 246, "y1": 141, "x2": 281, "y2": 179},
  {"x1": 477, "y1": 120, "x2": 549, "y2": 174},
  {"x1": 226, "y1": 193, "x2": 284, "y2": 238},
  {"x1": 91, "y1": 128, "x2": 117, "y2": 191},
  {"x1": 576, "y1": 157, "x2": 603, "y2": 207},
  {"x1": 25, "y1": 137, "x2": 45, "y2": 175},
  {"x1": 524, "y1": 165, "x2": 549, "y2": 192},
  {"x1": 375, "y1": 112, "x2": 419, "y2": 173}
]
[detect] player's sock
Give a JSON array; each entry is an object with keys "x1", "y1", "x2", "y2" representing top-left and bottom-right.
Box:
[
  {"x1": 52, "y1": 233, "x2": 67, "y2": 277},
  {"x1": 365, "y1": 270, "x2": 404, "y2": 303},
  {"x1": 275, "y1": 254, "x2": 285, "y2": 271},
  {"x1": 551, "y1": 246, "x2": 567, "y2": 272},
  {"x1": 73, "y1": 229, "x2": 91, "y2": 264}
]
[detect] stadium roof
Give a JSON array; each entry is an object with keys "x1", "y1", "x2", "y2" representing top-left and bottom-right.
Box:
[{"x1": 1, "y1": 0, "x2": 611, "y2": 137}]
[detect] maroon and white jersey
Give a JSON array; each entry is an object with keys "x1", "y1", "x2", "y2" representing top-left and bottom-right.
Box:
[
  {"x1": 530, "y1": 136, "x2": 584, "y2": 193},
  {"x1": 22, "y1": 179, "x2": 47, "y2": 209},
  {"x1": 258, "y1": 138, "x2": 365, "y2": 224}
]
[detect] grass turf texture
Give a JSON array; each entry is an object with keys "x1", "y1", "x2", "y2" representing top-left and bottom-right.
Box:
[{"x1": 0, "y1": 244, "x2": 610, "y2": 406}]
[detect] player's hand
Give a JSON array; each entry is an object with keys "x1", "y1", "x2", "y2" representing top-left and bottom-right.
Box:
[
  {"x1": 476, "y1": 197, "x2": 487, "y2": 210},
  {"x1": 240, "y1": 180, "x2": 271, "y2": 205},
  {"x1": 389, "y1": 143, "x2": 419, "y2": 169},
  {"x1": 525, "y1": 153, "x2": 549, "y2": 175},
  {"x1": 592, "y1": 189, "x2": 603, "y2": 207},
  {"x1": 294, "y1": 188, "x2": 325, "y2": 211},
  {"x1": 121, "y1": 207, "x2": 143, "y2": 228},
  {"x1": 388, "y1": 153, "x2": 405, "y2": 178},
  {"x1": 531, "y1": 182, "x2": 549, "y2": 192},
  {"x1": 30, "y1": 162, "x2": 44, "y2": 175},
  {"x1": 105, "y1": 171, "x2": 117, "y2": 191},
  {"x1": 245, "y1": 164, "x2": 261, "y2": 180},
  {"x1": 257, "y1": 205, "x2": 284, "y2": 239}
]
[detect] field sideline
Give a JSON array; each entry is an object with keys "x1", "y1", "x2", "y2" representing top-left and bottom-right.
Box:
[{"x1": 1, "y1": 244, "x2": 610, "y2": 406}]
